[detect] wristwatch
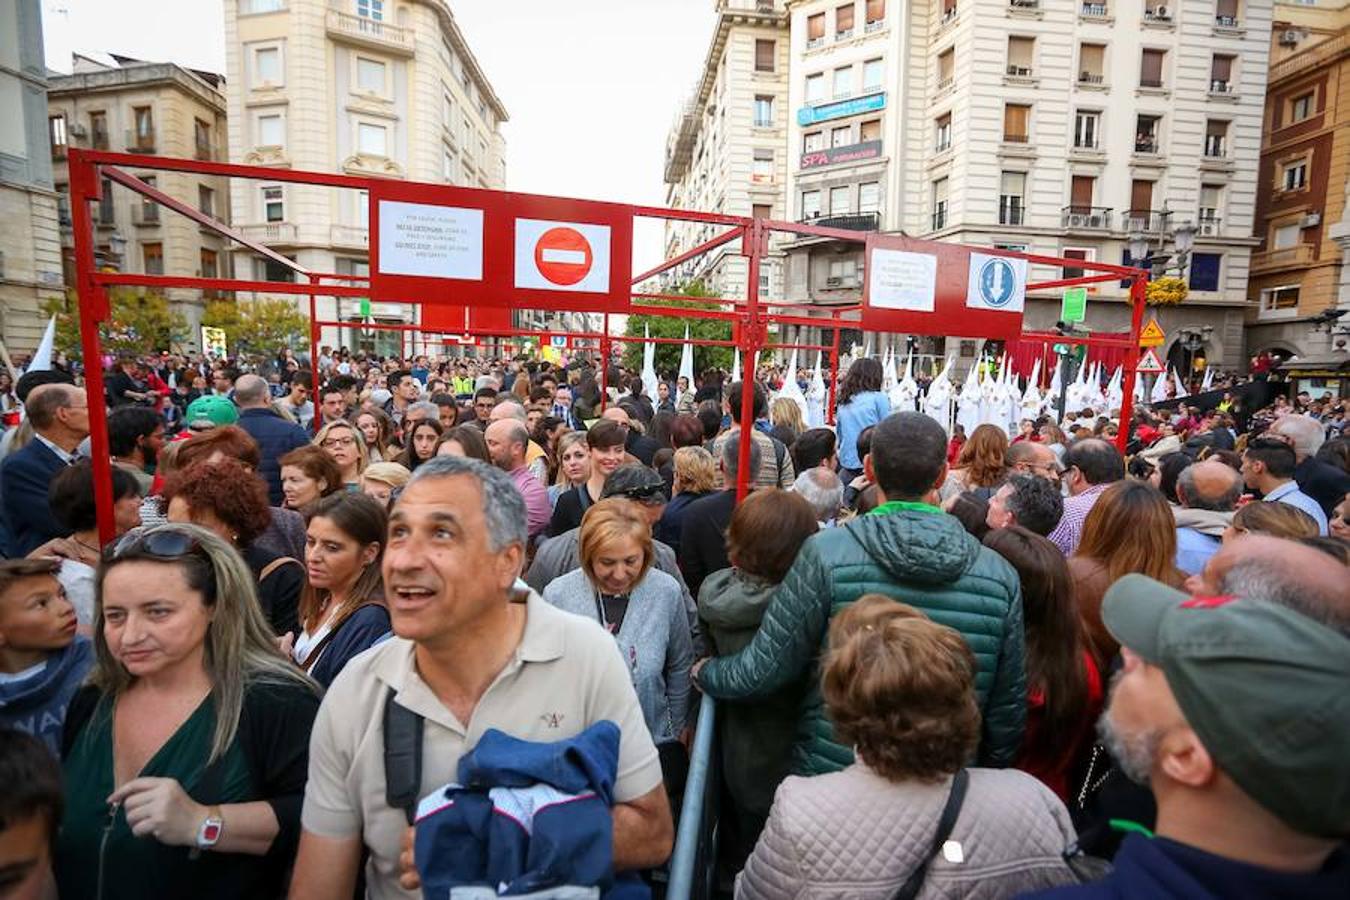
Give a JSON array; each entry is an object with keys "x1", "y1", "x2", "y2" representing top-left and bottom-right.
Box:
[{"x1": 195, "y1": 807, "x2": 224, "y2": 851}]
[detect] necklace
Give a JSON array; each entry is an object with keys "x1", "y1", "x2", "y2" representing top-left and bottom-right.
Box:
[{"x1": 73, "y1": 536, "x2": 101, "y2": 558}]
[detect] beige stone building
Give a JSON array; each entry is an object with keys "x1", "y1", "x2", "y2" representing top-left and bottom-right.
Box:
[
  {"x1": 223, "y1": 0, "x2": 507, "y2": 353},
  {"x1": 48, "y1": 54, "x2": 231, "y2": 339},
  {"x1": 0, "y1": 0, "x2": 64, "y2": 358},
  {"x1": 663, "y1": 0, "x2": 790, "y2": 302}
]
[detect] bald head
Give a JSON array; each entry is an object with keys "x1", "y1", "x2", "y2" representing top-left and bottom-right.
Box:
[
  {"x1": 601, "y1": 406, "x2": 631, "y2": 428},
  {"x1": 489, "y1": 399, "x2": 526, "y2": 423},
  {"x1": 1269, "y1": 414, "x2": 1325, "y2": 461},
  {"x1": 1186, "y1": 535, "x2": 1350, "y2": 636},
  {"x1": 233, "y1": 373, "x2": 270, "y2": 408},
  {"x1": 484, "y1": 418, "x2": 528, "y2": 471},
  {"x1": 1177, "y1": 459, "x2": 1242, "y2": 512}
]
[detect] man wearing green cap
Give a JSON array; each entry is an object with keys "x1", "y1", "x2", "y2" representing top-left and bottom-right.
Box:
[
  {"x1": 1020, "y1": 573, "x2": 1350, "y2": 898},
  {"x1": 183, "y1": 394, "x2": 238, "y2": 432}
]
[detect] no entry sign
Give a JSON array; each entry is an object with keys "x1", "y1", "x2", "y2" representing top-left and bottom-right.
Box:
[{"x1": 367, "y1": 181, "x2": 633, "y2": 314}]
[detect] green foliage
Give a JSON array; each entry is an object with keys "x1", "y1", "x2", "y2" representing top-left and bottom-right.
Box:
[
  {"x1": 41, "y1": 289, "x2": 189, "y2": 360},
  {"x1": 202, "y1": 298, "x2": 309, "y2": 356},
  {"x1": 622, "y1": 282, "x2": 733, "y2": 377}
]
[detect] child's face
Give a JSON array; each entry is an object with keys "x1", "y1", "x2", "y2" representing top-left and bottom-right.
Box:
[
  {"x1": 0, "y1": 808, "x2": 53, "y2": 899},
  {"x1": 0, "y1": 575, "x2": 77, "y2": 654}
]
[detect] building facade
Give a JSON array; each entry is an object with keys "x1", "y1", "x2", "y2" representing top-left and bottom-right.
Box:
[
  {"x1": 223, "y1": 0, "x2": 507, "y2": 351},
  {"x1": 773, "y1": 0, "x2": 1273, "y2": 371},
  {"x1": 0, "y1": 0, "x2": 64, "y2": 356},
  {"x1": 663, "y1": 0, "x2": 790, "y2": 302},
  {"x1": 1247, "y1": 0, "x2": 1350, "y2": 369},
  {"x1": 48, "y1": 55, "x2": 231, "y2": 340}
]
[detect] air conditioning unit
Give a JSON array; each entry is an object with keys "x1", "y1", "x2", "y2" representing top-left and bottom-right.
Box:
[
  {"x1": 1300, "y1": 213, "x2": 1321, "y2": 228},
  {"x1": 1279, "y1": 30, "x2": 1301, "y2": 46},
  {"x1": 68, "y1": 123, "x2": 88, "y2": 139}
]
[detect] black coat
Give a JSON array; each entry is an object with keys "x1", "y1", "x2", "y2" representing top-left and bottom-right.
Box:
[
  {"x1": 677, "y1": 489, "x2": 738, "y2": 598},
  {"x1": 237, "y1": 407, "x2": 312, "y2": 507},
  {"x1": 1295, "y1": 456, "x2": 1350, "y2": 517},
  {"x1": 1, "y1": 439, "x2": 69, "y2": 557}
]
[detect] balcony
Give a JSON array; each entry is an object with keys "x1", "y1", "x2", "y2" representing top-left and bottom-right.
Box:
[
  {"x1": 1209, "y1": 79, "x2": 1234, "y2": 95},
  {"x1": 1006, "y1": 65, "x2": 1033, "y2": 78},
  {"x1": 91, "y1": 130, "x2": 110, "y2": 151},
  {"x1": 806, "y1": 36, "x2": 825, "y2": 49},
  {"x1": 1197, "y1": 216, "x2": 1221, "y2": 237},
  {"x1": 799, "y1": 211, "x2": 881, "y2": 231},
  {"x1": 132, "y1": 204, "x2": 160, "y2": 227},
  {"x1": 1078, "y1": 72, "x2": 1105, "y2": 86},
  {"x1": 1143, "y1": 8, "x2": 1172, "y2": 22},
  {"x1": 1080, "y1": 2, "x2": 1109, "y2": 18},
  {"x1": 51, "y1": 143, "x2": 67, "y2": 161},
  {"x1": 1138, "y1": 77, "x2": 1165, "y2": 89},
  {"x1": 941, "y1": 6, "x2": 959, "y2": 24},
  {"x1": 1002, "y1": 132, "x2": 1029, "y2": 143},
  {"x1": 1214, "y1": 15, "x2": 1239, "y2": 27},
  {"x1": 1062, "y1": 205, "x2": 1113, "y2": 230},
  {"x1": 96, "y1": 206, "x2": 116, "y2": 228},
  {"x1": 1251, "y1": 244, "x2": 1314, "y2": 272},
  {"x1": 1134, "y1": 134, "x2": 1160, "y2": 154},
  {"x1": 325, "y1": 9, "x2": 415, "y2": 56},
  {"x1": 936, "y1": 76, "x2": 954, "y2": 91},
  {"x1": 331, "y1": 224, "x2": 369, "y2": 248},
  {"x1": 836, "y1": 28, "x2": 854, "y2": 39},
  {"x1": 865, "y1": 18, "x2": 885, "y2": 32},
  {"x1": 1124, "y1": 209, "x2": 1166, "y2": 232},
  {"x1": 1010, "y1": 0, "x2": 1040, "y2": 7},
  {"x1": 125, "y1": 129, "x2": 156, "y2": 154},
  {"x1": 238, "y1": 222, "x2": 298, "y2": 244}
]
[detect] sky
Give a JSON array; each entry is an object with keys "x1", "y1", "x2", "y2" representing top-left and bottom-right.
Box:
[{"x1": 41, "y1": 0, "x2": 717, "y2": 272}]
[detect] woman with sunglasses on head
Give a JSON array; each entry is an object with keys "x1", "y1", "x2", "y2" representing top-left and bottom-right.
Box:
[
  {"x1": 55, "y1": 523, "x2": 321, "y2": 900},
  {"x1": 314, "y1": 420, "x2": 368, "y2": 491},
  {"x1": 285, "y1": 492, "x2": 389, "y2": 687}
]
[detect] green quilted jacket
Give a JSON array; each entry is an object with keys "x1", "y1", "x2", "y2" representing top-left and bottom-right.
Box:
[{"x1": 698, "y1": 506, "x2": 1027, "y2": 776}]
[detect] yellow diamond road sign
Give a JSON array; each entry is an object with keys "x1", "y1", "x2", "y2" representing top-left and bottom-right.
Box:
[{"x1": 1139, "y1": 318, "x2": 1166, "y2": 347}]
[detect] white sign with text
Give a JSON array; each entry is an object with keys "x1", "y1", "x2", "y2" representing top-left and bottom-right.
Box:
[
  {"x1": 377, "y1": 200, "x2": 484, "y2": 279},
  {"x1": 869, "y1": 248, "x2": 937, "y2": 312}
]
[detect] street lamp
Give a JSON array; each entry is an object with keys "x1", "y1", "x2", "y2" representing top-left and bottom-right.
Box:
[{"x1": 1129, "y1": 216, "x2": 1197, "y2": 279}]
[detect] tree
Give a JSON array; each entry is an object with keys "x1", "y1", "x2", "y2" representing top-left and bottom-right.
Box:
[
  {"x1": 622, "y1": 282, "x2": 734, "y2": 378},
  {"x1": 41, "y1": 288, "x2": 189, "y2": 360},
  {"x1": 202, "y1": 298, "x2": 309, "y2": 358}
]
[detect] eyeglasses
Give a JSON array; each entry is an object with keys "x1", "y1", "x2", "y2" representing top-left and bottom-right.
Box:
[
  {"x1": 108, "y1": 527, "x2": 203, "y2": 563},
  {"x1": 322, "y1": 436, "x2": 356, "y2": 448}
]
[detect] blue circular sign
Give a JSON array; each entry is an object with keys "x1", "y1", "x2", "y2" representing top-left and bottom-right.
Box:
[{"x1": 978, "y1": 258, "x2": 1018, "y2": 308}]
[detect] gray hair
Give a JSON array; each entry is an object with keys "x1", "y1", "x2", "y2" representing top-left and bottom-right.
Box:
[
  {"x1": 492, "y1": 398, "x2": 527, "y2": 421},
  {"x1": 722, "y1": 434, "x2": 763, "y2": 480},
  {"x1": 232, "y1": 373, "x2": 270, "y2": 407},
  {"x1": 792, "y1": 467, "x2": 843, "y2": 521},
  {"x1": 1220, "y1": 557, "x2": 1350, "y2": 638},
  {"x1": 1270, "y1": 414, "x2": 1325, "y2": 459},
  {"x1": 407, "y1": 400, "x2": 440, "y2": 421},
  {"x1": 406, "y1": 454, "x2": 527, "y2": 551},
  {"x1": 1176, "y1": 463, "x2": 1242, "y2": 512}
]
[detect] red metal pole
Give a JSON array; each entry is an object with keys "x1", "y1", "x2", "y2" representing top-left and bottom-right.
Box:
[
  {"x1": 308, "y1": 277, "x2": 321, "y2": 436},
  {"x1": 827, "y1": 325, "x2": 842, "y2": 426},
  {"x1": 69, "y1": 152, "x2": 117, "y2": 545},
  {"x1": 1116, "y1": 274, "x2": 1148, "y2": 454},
  {"x1": 599, "y1": 313, "x2": 610, "y2": 414},
  {"x1": 737, "y1": 220, "x2": 763, "y2": 503}
]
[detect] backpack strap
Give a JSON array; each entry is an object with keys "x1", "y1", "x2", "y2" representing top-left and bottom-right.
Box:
[
  {"x1": 383, "y1": 686, "x2": 424, "y2": 825},
  {"x1": 259, "y1": 556, "x2": 302, "y2": 581},
  {"x1": 892, "y1": 769, "x2": 969, "y2": 900}
]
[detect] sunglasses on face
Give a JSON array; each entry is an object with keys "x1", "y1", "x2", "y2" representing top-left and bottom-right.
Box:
[{"x1": 616, "y1": 484, "x2": 667, "y2": 504}]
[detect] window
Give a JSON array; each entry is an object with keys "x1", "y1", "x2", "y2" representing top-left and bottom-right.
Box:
[
  {"x1": 828, "y1": 257, "x2": 858, "y2": 283},
  {"x1": 860, "y1": 118, "x2": 881, "y2": 142},
  {"x1": 1140, "y1": 48, "x2": 1166, "y2": 88},
  {"x1": 253, "y1": 46, "x2": 282, "y2": 84},
  {"x1": 1135, "y1": 114, "x2": 1160, "y2": 153},
  {"x1": 1189, "y1": 253, "x2": 1221, "y2": 291},
  {"x1": 937, "y1": 48, "x2": 955, "y2": 88},
  {"x1": 356, "y1": 57, "x2": 386, "y2": 93},
  {"x1": 1204, "y1": 120, "x2": 1228, "y2": 157},
  {"x1": 752, "y1": 149, "x2": 774, "y2": 183},
  {"x1": 1272, "y1": 222, "x2": 1300, "y2": 249},
  {"x1": 258, "y1": 113, "x2": 283, "y2": 147},
  {"x1": 801, "y1": 190, "x2": 822, "y2": 219},
  {"x1": 807, "y1": 13, "x2": 826, "y2": 45},
  {"x1": 753, "y1": 95, "x2": 774, "y2": 127},
  {"x1": 1260, "y1": 285, "x2": 1299, "y2": 313},
  {"x1": 942, "y1": 0, "x2": 957, "y2": 17},
  {"x1": 1061, "y1": 248, "x2": 1091, "y2": 279},
  {"x1": 357, "y1": 190, "x2": 369, "y2": 224},
  {"x1": 935, "y1": 113, "x2": 951, "y2": 151},
  {"x1": 98, "y1": 177, "x2": 115, "y2": 224},
  {"x1": 1199, "y1": 184, "x2": 1223, "y2": 224},
  {"x1": 198, "y1": 185, "x2": 214, "y2": 218},
  {"x1": 49, "y1": 115, "x2": 67, "y2": 154},
  {"x1": 133, "y1": 106, "x2": 153, "y2": 141},
  {"x1": 194, "y1": 118, "x2": 212, "y2": 159},
  {"x1": 1007, "y1": 36, "x2": 1034, "y2": 76},
  {"x1": 755, "y1": 39, "x2": 775, "y2": 72},
  {"x1": 262, "y1": 185, "x2": 285, "y2": 222},
  {"x1": 1000, "y1": 171, "x2": 1026, "y2": 225},
  {"x1": 357, "y1": 0, "x2": 383, "y2": 20},
  {"x1": 1003, "y1": 103, "x2": 1030, "y2": 142},
  {"x1": 806, "y1": 73, "x2": 825, "y2": 104},
  {"x1": 1128, "y1": 179, "x2": 1155, "y2": 225},
  {"x1": 752, "y1": 203, "x2": 772, "y2": 219},
  {"x1": 862, "y1": 58, "x2": 883, "y2": 91},
  {"x1": 1283, "y1": 159, "x2": 1308, "y2": 191},
  {"x1": 829, "y1": 186, "x2": 851, "y2": 214},
  {"x1": 759, "y1": 272, "x2": 770, "y2": 295},
  {"x1": 1078, "y1": 43, "x2": 1105, "y2": 83},
  {"x1": 932, "y1": 177, "x2": 949, "y2": 229},
  {"x1": 1210, "y1": 55, "x2": 1234, "y2": 92},
  {"x1": 138, "y1": 176, "x2": 158, "y2": 223},
  {"x1": 833, "y1": 66, "x2": 853, "y2": 98},
  {"x1": 1074, "y1": 110, "x2": 1100, "y2": 148},
  {"x1": 443, "y1": 151, "x2": 456, "y2": 182},
  {"x1": 142, "y1": 243, "x2": 163, "y2": 275},
  {"x1": 831, "y1": 125, "x2": 852, "y2": 147},
  {"x1": 866, "y1": 0, "x2": 886, "y2": 25},
  {"x1": 242, "y1": 0, "x2": 285, "y2": 11},
  {"x1": 1214, "y1": 0, "x2": 1238, "y2": 25},
  {"x1": 357, "y1": 122, "x2": 387, "y2": 156},
  {"x1": 836, "y1": 3, "x2": 855, "y2": 37},
  {"x1": 804, "y1": 131, "x2": 825, "y2": 152},
  {"x1": 200, "y1": 248, "x2": 218, "y2": 279},
  {"x1": 256, "y1": 255, "x2": 296, "y2": 282},
  {"x1": 859, "y1": 181, "x2": 881, "y2": 213},
  {"x1": 1290, "y1": 92, "x2": 1314, "y2": 122},
  {"x1": 89, "y1": 111, "x2": 109, "y2": 150}
]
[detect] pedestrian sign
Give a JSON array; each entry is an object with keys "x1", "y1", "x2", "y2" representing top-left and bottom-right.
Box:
[
  {"x1": 1061, "y1": 287, "x2": 1087, "y2": 323},
  {"x1": 1139, "y1": 318, "x2": 1166, "y2": 347},
  {"x1": 1137, "y1": 347, "x2": 1165, "y2": 373}
]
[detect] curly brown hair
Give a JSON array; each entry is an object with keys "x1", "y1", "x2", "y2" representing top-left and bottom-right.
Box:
[
  {"x1": 161, "y1": 458, "x2": 272, "y2": 546},
  {"x1": 822, "y1": 595, "x2": 980, "y2": 783},
  {"x1": 954, "y1": 424, "x2": 1009, "y2": 489},
  {"x1": 176, "y1": 425, "x2": 261, "y2": 471}
]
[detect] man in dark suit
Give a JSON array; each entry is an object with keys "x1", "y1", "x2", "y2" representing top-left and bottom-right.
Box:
[
  {"x1": 1, "y1": 383, "x2": 90, "y2": 556},
  {"x1": 1269, "y1": 414, "x2": 1350, "y2": 517},
  {"x1": 678, "y1": 434, "x2": 762, "y2": 597},
  {"x1": 233, "y1": 374, "x2": 310, "y2": 506}
]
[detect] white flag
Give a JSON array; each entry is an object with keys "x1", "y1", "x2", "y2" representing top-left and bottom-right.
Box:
[{"x1": 25, "y1": 315, "x2": 57, "y2": 373}]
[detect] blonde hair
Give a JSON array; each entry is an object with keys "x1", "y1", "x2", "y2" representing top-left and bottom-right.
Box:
[
  {"x1": 314, "y1": 420, "x2": 368, "y2": 478},
  {"x1": 578, "y1": 499, "x2": 654, "y2": 587},
  {"x1": 1231, "y1": 500, "x2": 1320, "y2": 541},
  {"x1": 554, "y1": 431, "x2": 591, "y2": 487},
  {"x1": 673, "y1": 446, "x2": 716, "y2": 494},
  {"x1": 361, "y1": 461, "x2": 411, "y2": 491},
  {"x1": 770, "y1": 396, "x2": 805, "y2": 434},
  {"x1": 93, "y1": 524, "x2": 317, "y2": 763}
]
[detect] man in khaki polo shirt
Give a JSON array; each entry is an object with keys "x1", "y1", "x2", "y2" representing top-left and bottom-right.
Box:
[
  {"x1": 289, "y1": 456, "x2": 672, "y2": 900},
  {"x1": 709, "y1": 381, "x2": 795, "y2": 491}
]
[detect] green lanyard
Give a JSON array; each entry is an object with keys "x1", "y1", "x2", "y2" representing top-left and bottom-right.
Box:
[{"x1": 868, "y1": 499, "x2": 943, "y2": 517}]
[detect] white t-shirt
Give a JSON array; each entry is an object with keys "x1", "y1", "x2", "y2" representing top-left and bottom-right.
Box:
[
  {"x1": 58, "y1": 559, "x2": 97, "y2": 625},
  {"x1": 292, "y1": 621, "x2": 334, "y2": 666}
]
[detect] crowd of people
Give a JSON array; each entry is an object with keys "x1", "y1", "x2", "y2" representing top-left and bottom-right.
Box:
[{"x1": 0, "y1": 343, "x2": 1346, "y2": 900}]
